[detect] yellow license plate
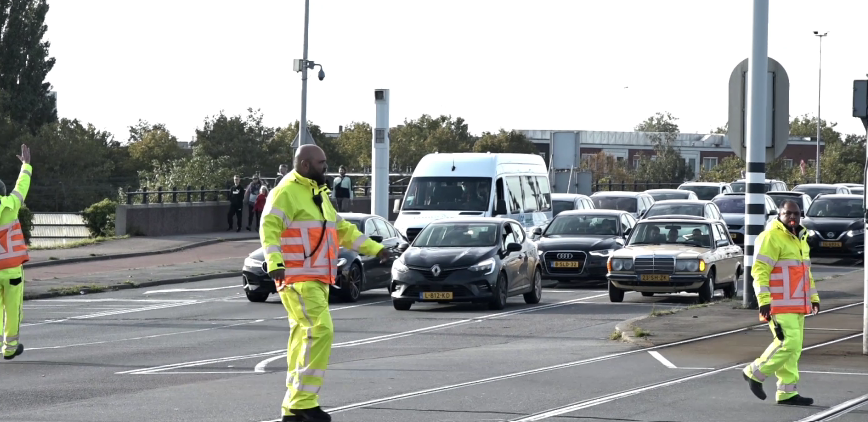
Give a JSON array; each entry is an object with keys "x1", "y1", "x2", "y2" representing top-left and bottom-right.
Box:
[
  {"x1": 820, "y1": 241, "x2": 842, "y2": 248},
  {"x1": 640, "y1": 274, "x2": 671, "y2": 282},
  {"x1": 553, "y1": 261, "x2": 580, "y2": 268},
  {"x1": 422, "y1": 292, "x2": 453, "y2": 300},
  {"x1": 730, "y1": 233, "x2": 736, "y2": 239}
]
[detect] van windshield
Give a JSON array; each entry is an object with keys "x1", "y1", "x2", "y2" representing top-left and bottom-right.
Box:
[{"x1": 402, "y1": 177, "x2": 492, "y2": 211}]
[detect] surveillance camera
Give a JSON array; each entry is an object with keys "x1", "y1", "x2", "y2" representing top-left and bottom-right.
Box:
[{"x1": 318, "y1": 69, "x2": 325, "y2": 81}]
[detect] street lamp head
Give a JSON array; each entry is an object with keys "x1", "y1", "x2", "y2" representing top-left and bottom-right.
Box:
[
  {"x1": 318, "y1": 68, "x2": 325, "y2": 81},
  {"x1": 813, "y1": 30, "x2": 818, "y2": 35}
]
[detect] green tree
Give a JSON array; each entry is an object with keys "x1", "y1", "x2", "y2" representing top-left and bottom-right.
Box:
[
  {"x1": 136, "y1": 146, "x2": 235, "y2": 198},
  {"x1": 580, "y1": 151, "x2": 634, "y2": 184},
  {"x1": 472, "y1": 129, "x2": 537, "y2": 154},
  {"x1": 697, "y1": 155, "x2": 744, "y2": 183},
  {"x1": 193, "y1": 108, "x2": 276, "y2": 176},
  {"x1": 712, "y1": 123, "x2": 728, "y2": 134},
  {"x1": 634, "y1": 111, "x2": 680, "y2": 133},
  {"x1": 0, "y1": 0, "x2": 57, "y2": 132},
  {"x1": 333, "y1": 122, "x2": 371, "y2": 171},
  {"x1": 127, "y1": 120, "x2": 183, "y2": 168},
  {"x1": 633, "y1": 112, "x2": 690, "y2": 183},
  {"x1": 269, "y1": 121, "x2": 342, "y2": 172},
  {"x1": 789, "y1": 114, "x2": 842, "y2": 145},
  {"x1": 390, "y1": 114, "x2": 473, "y2": 170}
]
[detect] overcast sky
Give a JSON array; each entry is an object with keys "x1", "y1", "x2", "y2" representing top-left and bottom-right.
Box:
[{"x1": 44, "y1": 0, "x2": 868, "y2": 144}]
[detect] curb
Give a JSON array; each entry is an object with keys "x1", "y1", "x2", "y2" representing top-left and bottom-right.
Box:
[
  {"x1": 614, "y1": 315, "x2": 655, "y2": 347},
  {"x1": 23, "y1": 270, "x2": 242, "y2": 301},
  {"x1": 26, "y1": 237, "x2": 255, "y2": 269}
]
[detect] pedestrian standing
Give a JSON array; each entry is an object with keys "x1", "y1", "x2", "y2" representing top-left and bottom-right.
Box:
[
  {"x1": 253, "y1": 185, "x2": 268, "y2": 231},
  {"x1": 260, "y1": 145, "x2": 391, "y2": 422},
  {"x1": 275, "y1": 164, "x2": 289, "y2": 187},
  {"x1": 331, "y1": 165, "x2": 353, "y2": 212},
  {"x1": 1, "y1": 144, "x2": 32, "y2": 360},
  {"x1": 227, "y1": 175, "x2": 244, "y2": 232},
  {"x1": 245, "y1": 175, "x2": 264, "y2": 231},
  {"x1": 742, "y1": 200, "x2": 819, "y2": 406}
]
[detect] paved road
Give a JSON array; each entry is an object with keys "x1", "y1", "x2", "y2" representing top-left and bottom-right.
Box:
[{"x1": 2, "y1": 264, "x2": 865, "y2": 422}]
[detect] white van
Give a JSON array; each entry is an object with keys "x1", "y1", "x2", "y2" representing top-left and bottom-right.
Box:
[{"x1": 393, "y1": 152, "x2": 553, "y2": 241}]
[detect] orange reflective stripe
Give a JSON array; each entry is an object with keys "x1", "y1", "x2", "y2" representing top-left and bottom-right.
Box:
[
  {"x1": 278, "y1": 220, "x2": 339, "y2": 285},
  {"x1": 0, "y1": 219, "x2": 29, "y2": 269},
  {"x1": 768, "y1": 259, "x2": 811, "y2": 315}
]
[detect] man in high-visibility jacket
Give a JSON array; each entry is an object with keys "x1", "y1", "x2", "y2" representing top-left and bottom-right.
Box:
[
  {"x1": 1, "y1": 144, "x2": 32, "y2": 361},
  {"x1": 261, "y1": 144, "x2": 391, "y2": 422},
  {"x1": 742, "y1": 199, "x2": 818, "y2": 406}
]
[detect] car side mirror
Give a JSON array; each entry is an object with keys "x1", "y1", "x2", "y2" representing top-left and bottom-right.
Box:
[
  {"x1": 397, "y1": 241, "x2": 409, "y2": 252},
  {"x1": 370, "y1": 235, "x2": 383, "y2": 243},
  {"x1": 800, "y1": 211, "x2": 805, "y2": 217},
  {"x1": 716, "y1": 239, "x2": 729, "y2": 247},
  {"x1": 495, "y1": 199, "x2": 507, "y2": 216},
  {"x1": 506, "y1": 242, "x2": 522, "y2": 252},
  {"x1": 393, "y1": 199, "x2": 401, "y2": 214},
  {"x1": 532, "y1": 227, "x2": 542, "y2": 236}
]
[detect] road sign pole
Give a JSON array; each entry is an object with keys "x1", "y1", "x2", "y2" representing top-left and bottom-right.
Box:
[
  {"x1": 742, "y1": 0, "x2": 769, "y2": 310},
  {"x1": 851, "y1": 81, "x2": 868, "y2": 354}
]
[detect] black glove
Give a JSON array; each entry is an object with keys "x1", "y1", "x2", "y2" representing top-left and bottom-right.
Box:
[
  {"x1": 759, "y1": 304, "x2": 771, "y2": 321},
  {"x1": 812, "y1": 302, "x2": 820, "y2": 314}
]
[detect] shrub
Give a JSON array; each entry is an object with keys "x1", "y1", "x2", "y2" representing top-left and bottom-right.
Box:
[
  {"x1": 82, "y1": 198, "x2": 118, "y2": 238},
  {"x1": 19, "y1": 204, "x2": 33, "y2": 245}
]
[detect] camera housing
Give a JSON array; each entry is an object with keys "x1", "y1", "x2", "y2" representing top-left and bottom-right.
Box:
[{"x1": 317, "y1": 69, "x2": 325, "y2": 81}]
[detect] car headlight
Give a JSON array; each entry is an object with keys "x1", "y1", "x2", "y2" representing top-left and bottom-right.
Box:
[
  {"x1": 589, "y1": 249, "x2": 614, "y2": 257},
  {"x1": 392, "y1": 259, "x2": 409, "y2": 274},
  {"x1": 469, "y1": 257, "x2": 496, "y2": 275},
  {"x1": 336, "y1": 258, "x2": 347, "y2": 267},
  {"x1": 675, "y1": 259, "x2": 702, "y2": 272},
  {"x1": 610, "y1": 258, "x2": 633, "y2": 271},
  {"x1": 808, "y1": 230, "x2": 817, "y2": 237},
  {"x1": 847, "y1": 229, "x2": 864, "y2": 237},
  {"x1": 243, "y1": 257, "x2": 263, "y2": 269}
]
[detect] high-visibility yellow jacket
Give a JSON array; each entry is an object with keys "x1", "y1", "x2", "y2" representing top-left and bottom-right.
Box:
[
  {"x1": 752, "y1": 218, "x2": 819, "y2": 315},
  {"x1": 260, "y1": 170, "x2": 384, "y2": 285},
  {"x1": 0, "y1": 163, "x2": 32, "y2": 279}
]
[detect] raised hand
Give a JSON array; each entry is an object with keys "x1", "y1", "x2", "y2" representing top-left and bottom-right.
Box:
[{"x1": 17, "y1": 144, "x2": 30, "y2": 164}]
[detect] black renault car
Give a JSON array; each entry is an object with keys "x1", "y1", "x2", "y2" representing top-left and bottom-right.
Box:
[
  {"x1": 800, "y1": 194, "x2": 865, "y2": 259},
  {"x1": 532, "y1": 210, "x2": 636, "y2": 285},
  {"x1": 390, "y1": 217, "x2": 542, "y2": 311},
  {"x1": 241, "y1": 213, "x2": 408, "y2": 303}
]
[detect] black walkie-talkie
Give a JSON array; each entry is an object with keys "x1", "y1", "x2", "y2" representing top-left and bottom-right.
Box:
[{"x1": 772, "y1": 318, "x2": 785, "y2": 341}]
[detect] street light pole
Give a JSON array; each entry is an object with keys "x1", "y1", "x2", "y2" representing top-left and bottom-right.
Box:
[
  {"x1": 299, "y1": 0, "x2": 310, "y2": 145},
  {"x1": 813, "y1": 31, "x2": 828, "y2": 183}
]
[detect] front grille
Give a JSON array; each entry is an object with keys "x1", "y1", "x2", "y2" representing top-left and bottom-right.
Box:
[
  {"x1": 406, "y1": 228, "x2": 422, "y2": 242},
  {"x1": 820, "y1": 231, "x2": 841, "y2": 239},
  {"x1": 634, "y1": 257, "x2": 675, "y2": 273},
  {"x1": 544, "y1": 251, "x2": 587, "y2": 274},
  {"x1": 409, "y1": 266, "x2": 465, "y2": 281}
]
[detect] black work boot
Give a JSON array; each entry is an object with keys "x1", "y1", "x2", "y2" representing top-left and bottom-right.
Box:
[
  {"x1": 778, "y1": 395, "x2": 814, "y2": 406},
  {"x1": 3, "y1": 344, "x2": 23, "y2": 360},
  {"x1": 283, "y1": 407, "x2": 331, "y2": 422},
  {"x1": 742, "y1": 373, "x2": 767, "y2": 400}
]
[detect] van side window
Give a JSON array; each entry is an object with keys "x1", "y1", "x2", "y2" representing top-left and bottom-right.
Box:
[
  {"x1": 495, "y1": 178, "x2": 506, "y2": 215},
  {"x1": 520, "y1": 176, "x2": 537, "y2": 212},
  {"x1": 505, "y1": 176, "x2": 524, "y2": 214},
  {"x1": 534, "y1": 176, "x2": 552, "y2": 212}
]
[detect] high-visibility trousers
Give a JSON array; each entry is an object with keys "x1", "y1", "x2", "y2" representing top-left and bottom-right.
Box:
[
  {"x1": 1, "y1": 276, "x2": 24, "y2": 357},
  {"x1": 742, "y1": 313, "x2": 805, "y2": 401},
  {"x1": 278, "y1": 280, "x2": 333, "y2": 416}
]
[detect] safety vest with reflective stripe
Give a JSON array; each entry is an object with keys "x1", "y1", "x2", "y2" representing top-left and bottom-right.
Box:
[
  {"x1": 259, "y1": 170, "x2": 385, "y2": 286},
  {"x1": 0, "y1": 163, "x2": 32, "y2": 276},
  {"x1": 752, "y1": 218, "x2": 818, "y2": 316},
  {"x1": 0, "y1": 220, "x2": 29, "y2": 269}
]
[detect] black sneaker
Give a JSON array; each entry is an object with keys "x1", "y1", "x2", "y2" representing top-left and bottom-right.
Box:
[
  {"x1": 286, "y1": 407, "x2": 331, "y2": 422},
  {"x1": 743, "y1": 373, "x2": 766, "y2": 400},
  {"x1": 778, "y1": 395, "x2": 814, "y2": 406},
  {"x1": 3, "y1": 344, "x2": 23, "y2": 360}
]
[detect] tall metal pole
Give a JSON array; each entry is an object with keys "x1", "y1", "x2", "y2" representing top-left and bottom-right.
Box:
[
  {"x1": 814, "y1": 32, "x2": 827, "y2": 182},
  {"x1": 743, "y1": 0, "x2": 769, "y2": 309},
  {"x1": 863, "y1": 123, "x2": 868, "y2": 355},
  {"x1": 299, "y1": 0, "x2": 311, "y2": 145}
]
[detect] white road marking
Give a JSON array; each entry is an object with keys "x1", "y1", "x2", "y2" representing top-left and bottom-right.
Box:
[
  {"x1": 794, "y1": 392, "x2": 868, "y2": 422},
  {"x1": 29, "y1": 298, "x2": 193, "y2": 303},
  {"x1": 143, "y1": 285, "x2": 238, "y2": 294},
  {"x1": 119, "y1": 293, "x2": 610, "y2": 375},
  {"x1": 803, "y1": 327, "x2": 860, "y2": 331},
  {"x1": 647, "y1": 351, "x2": 677, "y2": 369},
  {"x1": 251, "y1": 302, "x2": 863, "y2": 422}
]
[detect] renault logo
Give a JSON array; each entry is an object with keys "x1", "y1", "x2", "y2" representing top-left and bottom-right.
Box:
[
  {"x1": 827, "y1": 232, "x2": 835, "y2": 238},
  {"x1": 431, "y1": 264, "x2": 441, "y2": 277},
  {"x1": 556, "y1": 253, "x2": 573, "y2": 260}
]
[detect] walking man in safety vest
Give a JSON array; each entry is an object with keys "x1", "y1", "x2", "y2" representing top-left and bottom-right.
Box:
[
  {"x1": 260, "y1": 144, "x2": 391, "y2": 422},
  {"x1": 2, "y1": 144, "x2": 32, "y2": 361},
  {"x1": 742, "y1": 199, "x2": 819, "y2": 406}
]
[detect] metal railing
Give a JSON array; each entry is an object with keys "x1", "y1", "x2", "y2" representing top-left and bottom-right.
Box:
[{"x1": 121, "y1": 185, "x2": 410, "y2": 205}]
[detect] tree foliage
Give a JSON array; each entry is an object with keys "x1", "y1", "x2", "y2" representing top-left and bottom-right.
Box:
[
  {"x1": 789, "y1": 114, "x2": 842, "y2": 144},
  {"x1": 137, "y1": 147, "x2": 235, "y2": 194},
  {"x1": 581, "y1": 151, "x2": 633, "y2": 183},
  {"x1": 472, "y1": 130, "x2": 537, "y2": 155},
  {"x1": 389, "y1": 115, "x2": 473, "y2": 171},
  {"x1": 193, "y1": 108, "x2": 277, "y2": 177},
  {"x1": 127, "y1": 120, "x2": 183, "y2": 168},
  {"x1": 631, "y1": 112, "x2": 692, "y2": 183},
  {"x1": 634, "y1": 111, "x2": 680, "y2": 133}
]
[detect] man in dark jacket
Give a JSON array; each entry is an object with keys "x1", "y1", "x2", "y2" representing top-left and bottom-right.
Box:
[{"x1": 227, "y1": 175, "x2": 244, "y2": 231}]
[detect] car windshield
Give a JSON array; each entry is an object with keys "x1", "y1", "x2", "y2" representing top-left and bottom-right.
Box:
[
  {"x1": 543, "y1": 215, "x2": 620, "y2": 236},
  {"x1": 628, "y1": 222, "x2": 713, "y2": 247},
  {"x1": 730, "y1": 182, "x2": 771, "y2": 193},
  {"x1": 794, "y1": 186, "x2": 837, "y2": 198},
  {"x1": 402, "y1": 176, "x2": 492, "y2": 211},
  {"x1": 552, "y1": 200, "x2": 575, "y2": 217},
  {"x1": 649, "y1": 192, "x2": 691, "y2": 201},
  {"x1": 645, "y1": 204, "x2": 704, "y2": 218},
  {"x1": 806, "y1": 198, "x2": 864, "y2": 218},
  {"x1": 413, "y1": 223, "x2": 499, "y2": 247},
  {"x1": 680, "y1": 186, "x2": 719, "y2": 200},
  {"x1": 591, "y1": 196, "x2": 637, "y2": 213},
  {"x1": 713, "y1": 197, "x2": 745, "y2": 213}
]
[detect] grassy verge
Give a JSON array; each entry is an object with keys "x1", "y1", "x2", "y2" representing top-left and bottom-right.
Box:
[
  {"x1": 648, "y1": 298, "x2": 734, "y2": 317},
  {"x1": 47, "y1": 284, "x2": 108, "y2": 296},
  {"x1": 31, "y1": 235, "x2": 129, "y2": 250}
]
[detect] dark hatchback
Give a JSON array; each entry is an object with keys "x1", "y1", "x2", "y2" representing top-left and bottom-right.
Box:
[
  {"x1": 241, "y1": 213, "x2": 408, "y2": 303},
  {"x1": 801, "y1": 194, "x2": 865, "y2": 259},
  {"x1": 390, "y1": 217, "x2": 542, "y2": 311},
  {"x1": 532, "y1": 210, "x2": 635, "y2": 285}
]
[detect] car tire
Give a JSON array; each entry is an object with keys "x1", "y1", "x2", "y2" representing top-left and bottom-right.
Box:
[
  {"x1": 488, "y1": 272, "x2": 508, "y2": 310},
  {"x1": 723, "y1": 267, "x2": 740, "y2": 299},
  {"x1": 641, "y1": 292, "x2": 654, "y2": 297},
  {"x1": 339, "y1": 262, "x2": 363, "y2": 303},
  {"x1": 392, "y1": 300, "x2": 412, "y2": 311},
  {"x1": 699, "y1": 270, "x2": 715, "y2": 304},
  {"x1": 608, "y1": 280, "x2": 624, "y2": 303},
  {"x1": 245, "y1": 289, "x2": 269, "y2": 303},
  {"x1": 523, "y1": 268, "x2": 542, "y2": 304}
]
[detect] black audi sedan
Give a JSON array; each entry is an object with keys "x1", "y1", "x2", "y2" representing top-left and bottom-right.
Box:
[
  {"x1": 390, "y1": 217, "x2": 542, "y2": 311},
  {"x1": 532, "y1": 210, "x2": 636, "y2": 285},
  {"x1": 800, "y1": 194, "x2": 865, "y2": 259},
  {"x1": 241, "y1": 213, "x2": 408, "y2": 303}
]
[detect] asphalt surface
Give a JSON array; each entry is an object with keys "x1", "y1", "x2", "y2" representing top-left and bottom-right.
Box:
[{"x1": 1, "y1": 262, "x2": 865, "y2": 422}]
